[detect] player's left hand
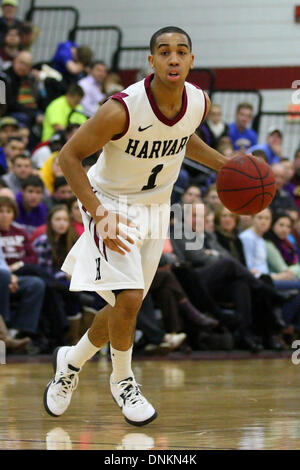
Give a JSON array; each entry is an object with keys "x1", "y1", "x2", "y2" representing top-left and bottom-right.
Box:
[{"x1": 95, "y1": 209, "x2": 137, "y2": 255}]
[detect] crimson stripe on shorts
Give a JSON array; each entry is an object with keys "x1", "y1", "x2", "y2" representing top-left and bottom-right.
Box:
[{"x1": 102, "y1": 241, "x2": 108, "y2": 261}]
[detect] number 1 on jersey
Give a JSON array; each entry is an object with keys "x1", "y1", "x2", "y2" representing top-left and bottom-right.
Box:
[{"x1": 142, "y1": 164, "x2": 163, "y2": 191}]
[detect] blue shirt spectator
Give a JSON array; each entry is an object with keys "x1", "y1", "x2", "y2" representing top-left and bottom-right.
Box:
[
  {"x1": 51, "y1": 41, "x2": 93, "y2": 83},
  {"x1": 229, "y1": 122, "x2": 257, "y2": 151},
  {"x1": 248, "y1": 127, "x2": 285, "y2": 165},
  {"x1": 228, "y1": 102, "x2": 258, "y2": 151},
  {"x1": 0, "y1": 147, "x2": 8, "y2": 173},
  {"x1": 239, "y1": 228, "x2": 269, "y2": 275}
]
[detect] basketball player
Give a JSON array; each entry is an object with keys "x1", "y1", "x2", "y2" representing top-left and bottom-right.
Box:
[{"x1": 44, "y1": 26, "x2": 227, "y2": 426}]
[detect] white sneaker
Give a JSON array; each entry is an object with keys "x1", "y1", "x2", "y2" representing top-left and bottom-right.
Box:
[
  {"x1": 43, "y1": 346, "x2": 80, "y2": 417},
  {"x1": 110, "y1": 375, "x2": 157, "y2": 426}
]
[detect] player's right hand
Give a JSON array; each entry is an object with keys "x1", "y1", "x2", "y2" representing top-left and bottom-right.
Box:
[{"x1": 95, "y1": 209, "x2": 136, "y2": 255}]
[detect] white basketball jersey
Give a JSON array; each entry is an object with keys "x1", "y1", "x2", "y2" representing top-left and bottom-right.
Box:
[{"x1": 88, "y1": 74, "x2": 207, "y2": 205}]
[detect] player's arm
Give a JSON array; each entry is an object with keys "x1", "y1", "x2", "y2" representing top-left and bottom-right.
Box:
[
  {"x1": 58, "y1": 99, "x2": 134, "y2": 254},
  {"x1": 185, "y1": 92, "x2": 227, "y2": 171}
]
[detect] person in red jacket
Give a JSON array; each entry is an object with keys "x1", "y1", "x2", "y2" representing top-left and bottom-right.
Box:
[{"x1": 0, "y1": 195, "x2": 45, "y2": 336}]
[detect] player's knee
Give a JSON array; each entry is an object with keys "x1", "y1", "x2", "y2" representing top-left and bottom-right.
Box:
[{"x1": 116, "y1": 289, "x2": 143, "y2": 316}]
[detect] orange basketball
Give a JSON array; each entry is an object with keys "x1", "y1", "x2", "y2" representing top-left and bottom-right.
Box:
[{"x1": 216, "y1": 154, "x2": 276, "y2": 215}]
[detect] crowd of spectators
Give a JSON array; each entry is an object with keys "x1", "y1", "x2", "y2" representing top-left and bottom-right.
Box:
[{"x1": 0, "y1": 0, "x2": 299, "y2": 357}]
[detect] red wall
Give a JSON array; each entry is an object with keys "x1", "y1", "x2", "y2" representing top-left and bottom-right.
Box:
[{"x1": 119, "y1": 66, "x2": 300, "y2": 90}]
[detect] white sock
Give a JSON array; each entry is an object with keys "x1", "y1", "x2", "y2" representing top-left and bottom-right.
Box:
[
  {"x1": 65, "y1": 331, "x2": 100, "y2": 369},
  {"x1": 110, "y1": 345, "x2": 133, "y2": 383}
]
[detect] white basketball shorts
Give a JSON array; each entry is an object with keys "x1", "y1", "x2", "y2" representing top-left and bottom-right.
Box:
[{"x1": 62, "y1": 189, "x2": 170, "y2": 306}]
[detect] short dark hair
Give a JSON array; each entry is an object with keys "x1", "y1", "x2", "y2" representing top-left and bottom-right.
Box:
[
  {"x1": 91, "y1": 60, "x2": 107, "y2": 68},
  {"x1": 77, "y1": 45, "x2": 93, "y2": 66},
  {"x1": 150, "y1": 26, "x2": 192, "y2": 53},
  {"x1": 236, "y1": 102, "x2": 253, "y2": 113},
  {"x1": 12, "y1": 153, "x2": 31, "y2": 165},
  {"x1": 54, "y1": 176, "x2": 69, "y2": 191},
  {"x1": 5, "y1": 26, "x2": 20, "y2": 35},
  {"x1": 66, "y1": 84, "x2": 84, "y2": 98},
  {"x1": 19, "y1": 22, "x2": 34, "y2": 35},
  {"x1": 252, "y1": 149, "x2": 268, "y2": 162},
  {"x1": 82, "y1": 153, "x2": 99, "y2": 168},
  {"x1": 22, "y1": 174, "x2": 44, "y2": 190},
  {"x1": 65, "y1": 123, "x2": 81, "y2": 134}
]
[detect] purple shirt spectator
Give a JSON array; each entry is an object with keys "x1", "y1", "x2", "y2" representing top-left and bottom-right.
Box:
[{"x1": 15, "y1": 191, "x2": 47, "y2": 236}]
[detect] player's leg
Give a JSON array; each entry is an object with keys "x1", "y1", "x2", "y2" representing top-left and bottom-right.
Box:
[
  {"x1": 109, "y1": 289, "x2": 143, "y2": 382},
  {"x1": 108, "y1": 289, "x2": 158, "y2": 426},
  {"x1": 43, "y1": 302, "x2": 112, "y2": 417}
]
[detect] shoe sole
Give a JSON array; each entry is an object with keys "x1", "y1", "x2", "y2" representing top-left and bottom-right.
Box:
[
  {"x1": 43, "y1": 346, "x2": 61, "y2": 418},
  {"x1": 111, "y1": 395, "x2": 158, "y2": 427}
]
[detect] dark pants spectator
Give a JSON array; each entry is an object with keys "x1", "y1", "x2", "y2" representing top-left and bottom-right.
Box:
[
  {"x1": 0, "y1": 268, "x2": 45, "y2": 334},
  {"x1": 137, "y1": 294, "x2": 165, "y2": 346}
]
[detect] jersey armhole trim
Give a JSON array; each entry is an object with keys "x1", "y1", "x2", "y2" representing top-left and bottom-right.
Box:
[
  {"x1": 200, "y1": 90, "x2": 208, "y2": 125},
  {"x1": 110, "y1": 93, "x2": 130, "y2": 140}
]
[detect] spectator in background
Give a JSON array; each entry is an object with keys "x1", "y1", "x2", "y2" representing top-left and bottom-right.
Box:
[
  {"x1": 41, "y1": 84, "x2": 86, "y2": 141},
  {"x1": 251, "y1": 148, "x2": 268, "y2": 163},
  {"x1": 31, "y1": 131, "x2": 65, "y2": 170},
  {"x1": 51, "y1": 41, "x2": 93, "y2": 84},
  {"x1": 170, "y1": 202, "x2": 263, "y2": 352},
  {"x1": 18, "y1": 123, "x2": 30, "y2": 148},
  {"x1": 181, "y1": 185, "x2": 202, "y2": 204},
  {"x1": 78, "y1": 61, "x2": 107, "y2": 117},
  {"x1": 0, "y1": 135, "x2": 24, "y2": 173},
  {"x1": 15, "y1": 175, "x2": 47, "y2": 236},
  {"x1": 291, "y1": 148, "x2": 300, "y2": 209},
  {"x1": 68, "y1": 196, "x2": 84, "y2": 236},
  {"x1": 216, "y1": 140, "x2": 234, "y2": 159},
  {"x1": 18, "y1": 21, "x2": 39, "y2": 51},
  {"x1": 228, "y1": 102, "x2": 257, "y2": 151},
  {"x1": 4, "y1": 51, "x2": 42, "y2": 126},
  {"x1": 204, "y1": 184, "x2": 221, "y2": 211},
  {"x1": 197, "y1": 103, "x2": 228, "y2": 149},
  {"x1": 0, "y1": 195, "x2": 45, "y2": 338},
  {"x1": 0, "y1": 0, "x2": 22, "y2": 46},
  {"x1": 270, "y1": 163, "x2": 297, "y2": 214},
  {"x1": 0, "y1": 185, "x2": 15, "y2": 200},
  {"x1": 33, "y1": 205, "x2": 81, "y2": 345},
  {"x1": 0, "y1": 243, "x2": 33, "y2": 352},
  {"x1": 40, "y1": 153, "x2": 63, "y2": 193},
  {"x1": 0, "y1": 116, "x2": 19, "y2": 143},
  {"x1": 171, "y1": 167, "x2": 189, "y2": 204},
  {"x1": 280, "y1": 158, "x2": 296, "y2": 199},
  {"x1": 2, "y1": 153, "x2": 33, "y2": 193},
  {"x1": 103, "y1": 72, "x2": 124, "y2": 97},
  {"x1": 248, "y1": 127, "x2": 284, "y2": 165},
  {"x1": 49, "y1": 176, "x2": 73, "y2": 207},
  {"x1": 0, "y1": 25, "x2": 20, "y2": 70},
  {"x1": 214, "y1": 205, "x2": 246, "y2": 264}
]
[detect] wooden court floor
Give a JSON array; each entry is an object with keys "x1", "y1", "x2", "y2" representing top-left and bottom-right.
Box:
[{"x1": 0, "y1": 357, "x2": 300, "y2": 450}]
